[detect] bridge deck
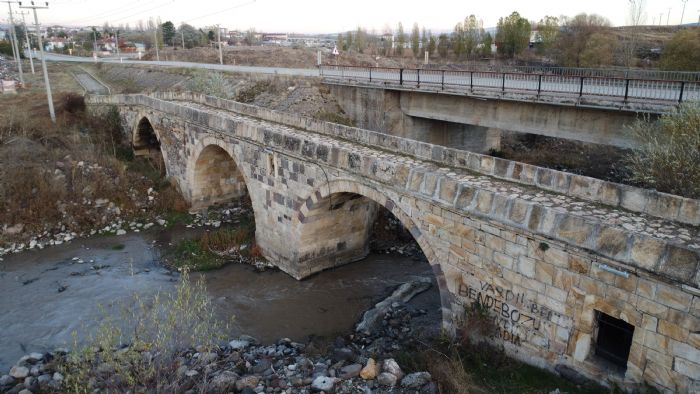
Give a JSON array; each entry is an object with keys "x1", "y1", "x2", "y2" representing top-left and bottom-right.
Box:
[{"x1": 168, "y1": 98, "x2": 697, "y2": 250}]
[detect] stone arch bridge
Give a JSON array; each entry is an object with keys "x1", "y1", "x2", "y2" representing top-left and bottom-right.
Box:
[{"x1": 88, "y1": 92, "x2": 700, "y2": 393}]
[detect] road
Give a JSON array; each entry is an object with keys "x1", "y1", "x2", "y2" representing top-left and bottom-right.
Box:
[
  {"x1": 35, "y1": 52, "x2": 320, "y2": 77},
  {"x1": 35, "y1": 52, "x2": 699, "y2": 104}
]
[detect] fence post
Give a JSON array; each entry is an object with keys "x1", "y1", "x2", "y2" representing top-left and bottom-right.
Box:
[
  {"x1": 417, "y1": 69, "x2": 420, "y2": 88},
  {"x1": 470, "y1": 71, "x2": 473, "y2": 91},
  {"x1": 537, "y1": 74, "x2": 542, "y2": 97},
  {"x1": 502, "y1": 73, "x2": 506, "y2": 93},
  {"x1": 624, "y1": 79, "x2": 630, "y2": 102},
  {"x1": 579, "y1": 77, "x2": 585, "y2": 98},
  {"x1": 400, "y1": 69, "x2": 403, "y2": 86},
  {"x1": 369, "y1": 67, "x2": 372, "y2": 82},
  {"x1": 679, "y1": 81, "x2": 685, "y2": 103},
  {"x1": 441, "y1": 70, "x2": 445, "y2": 90}
]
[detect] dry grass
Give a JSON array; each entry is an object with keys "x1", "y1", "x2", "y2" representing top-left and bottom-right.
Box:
[
  {"x1": 56, "y1": 271, "x2": 228, "y2": 393},
  {"x1": 0, "y1": 91, "x2": 188, "y2": 243},
  {"x1": 626, "y1": 103, "x2": 700, "y2": 199}
]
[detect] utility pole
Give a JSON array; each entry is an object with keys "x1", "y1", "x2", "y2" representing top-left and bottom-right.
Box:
[
  {"x1": 20, "y1": 1, "x2": 54, "y2": 123},
  {"x1": 3, "y1": 1, "x2": 24, "y2": 85},
  {"x1": 18, "y1": 10, "x2": 34, "y2": 73},
  {"x1": 667, "y1": 8, "x2": 671, "y2": 25},
  {"x1": 115, "y1": 29, "x2": 120, "y2": 58},
  {"x1": 92, "y1": 27, "x2": 97, "y2": 62},
  {"x1": 659, "y1": 12, "x2": 663, "y2": 25},
  {"x1": 181, "y1": 29, "x2": 184, "y2": 49},
  {"x1": 681, "y1": 0, "x2": 688, "y2": 24},
  {"x1": 216, "y1": 24, "x2": 223, "y2": 65},
  {"x1": 153, "y1": 25, "x2": 160, "y2": 61}
]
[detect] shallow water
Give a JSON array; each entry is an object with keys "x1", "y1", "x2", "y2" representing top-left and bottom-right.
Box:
[{"x1": 0, "y1": 226, "x2": 440, "y2": 371}]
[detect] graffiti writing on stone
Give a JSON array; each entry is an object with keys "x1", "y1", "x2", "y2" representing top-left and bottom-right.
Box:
[{"x1": 456, "y1": 280, "x2": 561, "y2": 349}]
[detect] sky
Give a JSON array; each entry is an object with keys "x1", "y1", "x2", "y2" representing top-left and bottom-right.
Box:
[{"x1": 14, "y1": 0, "x2": 700, "y2": 33}]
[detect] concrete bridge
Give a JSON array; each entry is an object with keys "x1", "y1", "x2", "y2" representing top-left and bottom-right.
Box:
[
  {"x1": 322, "y1": 66, "x2": 700, "y2": 151},
  {"x1": 87, "y1": 92, "x2": 700, "y2": 393}
]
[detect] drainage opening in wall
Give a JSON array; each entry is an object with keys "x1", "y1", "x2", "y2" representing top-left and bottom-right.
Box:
[{"x1": 593, "y1": 311, "x2": 634, "y2": 371}]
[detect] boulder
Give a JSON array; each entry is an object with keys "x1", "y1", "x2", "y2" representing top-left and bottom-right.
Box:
[
  {"x1": 359, "y1": 358, "x2": 379, "y2": 380},
  {"x1": 401, "y1": 372, "x2": 431, "y2": 389},
  {"x1": 208, "y1": 371, "x2": 238, "y2": 393},
  {"x1": 377, "y1": 372, "x2": 398, "y2": 387},
  {"x1": 9, "y1": 367, "x2": 29, "y2": 379},
  {"x1": 311, "y1": 376, "x2": 336, "y2": 392},
  {"x1": 382, "y1": 358, "x2": 404, "y2": 379},
  {"x1": 338, "y1": 364, "x2": 362, "y2": 380}
]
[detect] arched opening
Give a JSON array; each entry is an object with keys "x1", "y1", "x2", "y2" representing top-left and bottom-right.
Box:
[
  {"x1": 132, "y1": 117, "x2": 165, "y2": 176},
  {"x1": 191, "y1": 145, "x2": 248, "y2": 210},
  {"x1": 295, "y1": 185, "x2": 444, "y2": 341}
]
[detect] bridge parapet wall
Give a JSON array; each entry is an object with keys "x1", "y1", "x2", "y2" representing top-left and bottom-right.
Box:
[
  {"x1": 140, "y1": 91, "x2": 699, "y2": 227},
  {"x1": 86, "y1": 94, "x2": 700, "y2": 393}
]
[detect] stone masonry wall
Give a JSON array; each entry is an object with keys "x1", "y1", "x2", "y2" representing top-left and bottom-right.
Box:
[{"x1": 87, "y1": 94, "x2": 699, "y2": 393}]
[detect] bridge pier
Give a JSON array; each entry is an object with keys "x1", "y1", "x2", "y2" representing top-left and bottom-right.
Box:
[{"x1": 329, "y1": 84, "x2": 502, "y2": 153}]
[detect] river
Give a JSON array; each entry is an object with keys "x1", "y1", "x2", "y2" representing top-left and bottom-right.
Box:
[{"x1": 0, "y1": 225, "x2": 440, "y2": 371}]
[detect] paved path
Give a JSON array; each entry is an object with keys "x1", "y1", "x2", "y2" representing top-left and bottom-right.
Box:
[{"x1": 73, "y1": 70, "x2": 109, "y2": 94}]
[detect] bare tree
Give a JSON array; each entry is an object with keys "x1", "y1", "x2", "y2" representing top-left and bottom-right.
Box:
[{"x1": 623, "y1": 0, "x2": 647, "y2": 67}]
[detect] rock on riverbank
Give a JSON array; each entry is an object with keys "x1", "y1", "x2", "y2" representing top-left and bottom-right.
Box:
[{"x1": 1, "y1": 285, "x2": 436, "y2": 394}]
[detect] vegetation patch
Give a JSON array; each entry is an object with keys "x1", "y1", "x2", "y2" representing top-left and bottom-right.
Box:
[
  {"x1": 314, "y1": 110, "x2": 355, "y2": 127},
  {"x1": 625, "y1": 103, "x2": 700, "y2": 199},
  {"x1": 55, "y1": 272, "x2": 229, "y2": 393},
  {"x1": 167, "y1": 213, "x2": 264, "y2": 272}
]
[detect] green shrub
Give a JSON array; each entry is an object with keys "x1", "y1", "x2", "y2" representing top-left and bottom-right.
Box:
[{"x1": 625, "y1": 103, "x2": 700, "y2": 199}]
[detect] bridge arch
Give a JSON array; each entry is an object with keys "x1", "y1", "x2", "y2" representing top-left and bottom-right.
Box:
[
  {"x1": 131, "y1": 115, "x2": 167, "y2": 176},
  {"x1": 188, "y1": 139, "x2": 251, "y2": 211},
  {"x1": 294, "y1": 179, "x2": 453, "y2": 331}
]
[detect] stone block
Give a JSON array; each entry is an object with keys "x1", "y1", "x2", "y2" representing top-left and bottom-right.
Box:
[
  {"x1": 644, "y1": 331, "x2": 669, "y2": 352},
  {"x1": 644, "y1": 361, "x2": 675, "y2": 391},
  {"x1": 555, "y1": 215, "x2": 594, "y2": 246},
  {"x1": 597, "y1": 182, "x2": 622, "y2": 206},
  {"x1": 637, "y1": 297, "x2": 669, "y2": 318},
  {"x1": 438, "y1": 177, "x2": 458, "y2": 204},
  {"x1": 508, "y1": 199, "x2": 530, "y2": 225},
  {"x1": 645, "y1": 192, "x2": 682, "y2": 220},
  {"x1": 657, "y1": 320, "x2": 688, "y2": 342},
  {"x1": 535, "y1": 262, "x2": 555, "y2": 286},
  {"x1": 659, "y1": 246, "x2": 699, "y2": 284},
  {"x1": 669, "y1": 339, "x2": 700, "y2": 364},
  {"x1": 573, "y1": 333, "x2": 591, "y2": 362},
  {"x1": 656, "y1": 284, "x2": 692, "y2": 312},
  {"x1": 595, "y1": 226, "x2": 630, "y2": 260},
  {"x1": 517, "y1": 256, "x2": 536, "y2": 278},
  {"x1": 629, "y1": 236, "x2": 666, "y2": 270},
  {"x1": 421, "y1": 172, "x2": 439, "y2": 197},
  {"x1": 568, "y1": 176, "x2": 602, "y2": 201},
  {"x1": 475, "y1": 190, "x2": 494, "y2": 214},
  {"x1": 620, "y1": 186, "x2": 649, "y2": 213},
  {"x1": 455, "y1": 185, "x2": 476, "y2": 209},
  {"x1": 641, "y1": 314, "x2": 659, "y2": 331},
  {"x1": 673, "y1": 358, "x2": 700, "y2": 380},
  {"x1": 679, "y1": 198, "x2": 700, "y2": 226}
]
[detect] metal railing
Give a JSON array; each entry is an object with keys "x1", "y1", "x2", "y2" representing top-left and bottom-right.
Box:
[
  {"x1": 421, "y1": 63, "x2": 700, "y2": 82},
  {"x1": 319, "y1": 65, "x2": 700, "y2": 105}
]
